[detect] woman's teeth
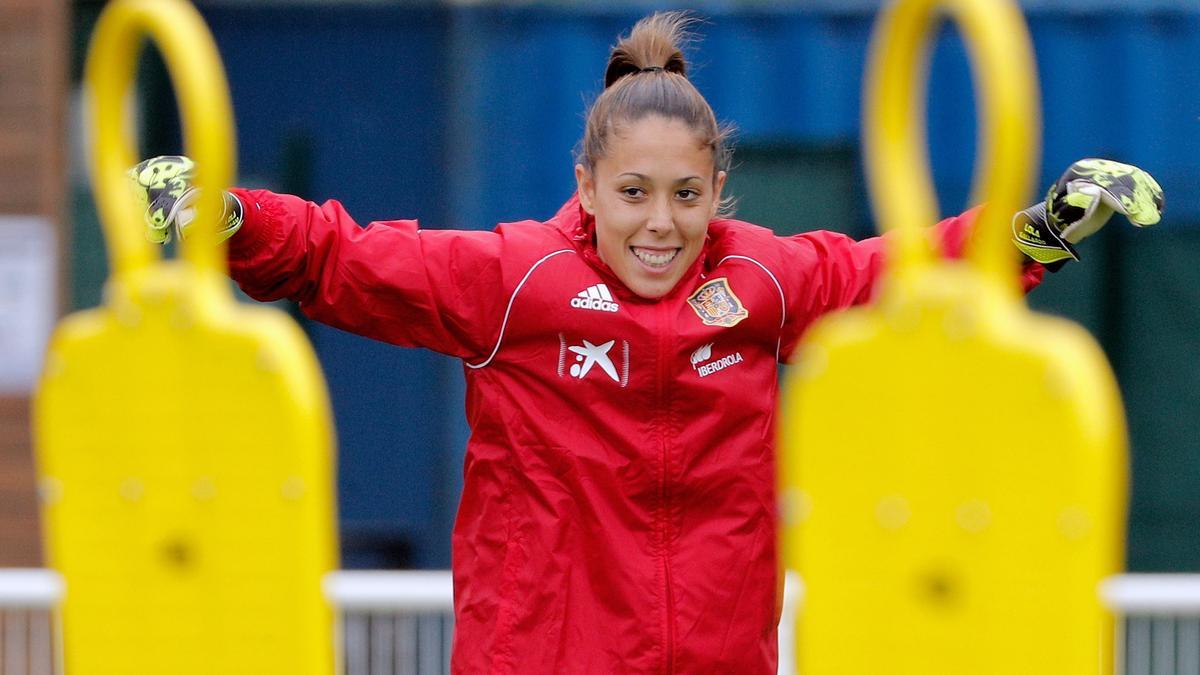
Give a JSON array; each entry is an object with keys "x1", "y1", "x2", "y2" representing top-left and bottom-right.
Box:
[{"x1": 632, "y1": 247, "x2": 678, "y2": 267}]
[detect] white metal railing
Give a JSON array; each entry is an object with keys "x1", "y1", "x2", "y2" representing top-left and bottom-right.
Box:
[
  {"x1": 779, "y1": 571, "x2": 803, "y2": 675},
  {"x1": 324, "y1": 570, "x2": 455, "y2": 675},
  {"x1": 1103, "y1": 574, "x2": 1200, "y2": 675},
  {"x1": 5, "y1": 568, "x2": 1200, "y2": 675},
  {"x1": 0, "y1": 569, "x2": 62, "y2": 675},
  {"x1": 319, "y1": 570, "x2": 803, "y2": 675},
  {"x1": 315, "y1": 571, "x2": 1200, "y2": 675}
]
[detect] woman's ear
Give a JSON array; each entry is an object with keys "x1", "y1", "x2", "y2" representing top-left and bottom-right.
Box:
[{"x1": 575, "y1": 163, "x2": 596, "y2": 215}]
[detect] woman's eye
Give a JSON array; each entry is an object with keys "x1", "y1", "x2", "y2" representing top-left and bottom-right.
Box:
[
  {"x1": 621, "y1": 187, "x2": 645, "y2": 198},
  {"x1": 676, "y1": 188, "x2": 699, "y2": 200}
]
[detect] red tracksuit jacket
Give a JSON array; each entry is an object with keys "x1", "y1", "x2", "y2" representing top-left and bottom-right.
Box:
[{"x1": 225, "y1": 189, "x2": 1043, "y2": 674}]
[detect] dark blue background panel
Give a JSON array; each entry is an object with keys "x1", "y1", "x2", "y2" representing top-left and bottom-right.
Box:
[{"x1": 204, "y1": 6, "x2": 451, "y2": 226}]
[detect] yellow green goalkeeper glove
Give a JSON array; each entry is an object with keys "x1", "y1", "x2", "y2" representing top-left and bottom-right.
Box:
[
  {"x1": 128, "y1": 155, "x2": 243, "y2": 245},
  {"x1": 1012, "y1": 158, "x2": 1163, "y2": 270}
]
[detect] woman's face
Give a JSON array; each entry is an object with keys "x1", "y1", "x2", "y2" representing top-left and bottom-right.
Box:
[{"x1": 576, "y1": 115, "x2": 726, "y2": 299}]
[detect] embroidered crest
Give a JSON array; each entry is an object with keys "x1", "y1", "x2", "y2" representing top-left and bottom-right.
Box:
[{"x1": 687, "y1": 278, "x2": 748, "y2": 328}]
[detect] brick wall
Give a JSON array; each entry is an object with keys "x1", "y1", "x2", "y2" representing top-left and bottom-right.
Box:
[
  {"x1": 0, "y1": 0, "x2": 69, "y2": 567},
  {"x1": 0, "y1": 398, "x2": 40, "y2": 566}
]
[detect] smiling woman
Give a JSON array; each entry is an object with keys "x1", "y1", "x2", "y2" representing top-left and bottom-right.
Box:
[
  {"x1": 577, "y1": 115, "x2": 725, "y2": 298},
  {"x1": 574, "y1": 13, "x2": 730, "y2": 299},
  {"x1": 121, "y1": 9, "x2": 1161, "y2": 674}
]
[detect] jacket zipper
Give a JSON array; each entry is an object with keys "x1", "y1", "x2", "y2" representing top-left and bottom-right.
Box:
[{"x1": 657, "y1": 299, "x2": 675, "y2": 673}]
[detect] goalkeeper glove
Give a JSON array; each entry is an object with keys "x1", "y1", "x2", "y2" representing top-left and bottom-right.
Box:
[
  {"x1": 1012, "y1": 158, "x2": 1163, "y2": 269},
  {"x1": 128, "y1": 155, "x2": 244, "y2": 244}
]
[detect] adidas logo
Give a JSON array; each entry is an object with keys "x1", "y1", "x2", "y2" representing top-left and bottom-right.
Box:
[{"x1": 570, "y1": 284, "x2": 620, "y2": 313}]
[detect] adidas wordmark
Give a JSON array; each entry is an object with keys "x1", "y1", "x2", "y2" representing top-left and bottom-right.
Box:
[{"x1": 570, "y1": 284, "x2": 620, "y2": 313}]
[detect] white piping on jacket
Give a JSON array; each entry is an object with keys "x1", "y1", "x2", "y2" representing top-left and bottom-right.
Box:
[
  {"x1": 466, "y1": 249, "x2": 575, "y2": 370},
  {"x1": 715, "y1": 254, "x2": 787, "y2": 361}
]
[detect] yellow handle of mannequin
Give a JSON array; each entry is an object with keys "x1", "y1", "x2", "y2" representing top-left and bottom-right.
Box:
[
  {"x1": 86, "y1": 0, "x2": 235, "y2": 282},
  {"x1": 864, "y1": 0, "x2": 1040, "y2": 295}
]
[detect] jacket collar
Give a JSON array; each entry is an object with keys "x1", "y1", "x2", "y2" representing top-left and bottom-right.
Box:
[{"x1": 550, "y1": 193, "x2": 711, "y2": 303}]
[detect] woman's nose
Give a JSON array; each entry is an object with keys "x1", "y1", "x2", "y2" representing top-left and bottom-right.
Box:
[{"x1": 645, "y1": 199, "x2": 674, "y2": 233}]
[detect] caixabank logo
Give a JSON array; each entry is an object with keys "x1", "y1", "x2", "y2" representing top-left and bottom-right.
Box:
[{"x1": 557, "y1": 334, "x2": 630, "y2": 387}]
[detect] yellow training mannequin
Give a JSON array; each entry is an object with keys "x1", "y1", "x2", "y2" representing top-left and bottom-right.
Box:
[
  {"x1": 778, "y1": 0, "x2": 1126, "y2": 672},
  {"x1": 34, "y1": 1, "x2": 337, "y2": 672}
]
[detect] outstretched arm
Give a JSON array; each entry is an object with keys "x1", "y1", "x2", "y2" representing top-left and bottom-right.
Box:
[
  {"x1": 773, "y1": 158, "x2": 1163, "y2": 359},
  {"x1": 774, "y1": 207, "x2": 1044, "y2": 358},
  {"x1": 224, "y1": 188, "x2": 508, "y2": 359},
  {"x1": 129, "y1": 155, "x2": 510, "y2": 360}
]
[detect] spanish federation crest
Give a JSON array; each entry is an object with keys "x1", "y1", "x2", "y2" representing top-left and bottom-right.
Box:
[{"x1": 687, "y1": 278, "x2": 749, "y2": 328}]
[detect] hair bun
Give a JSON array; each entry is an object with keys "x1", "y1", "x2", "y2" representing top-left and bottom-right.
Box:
[{"x1": 602, "y1": 11, "x2": 692, "y2": 88}]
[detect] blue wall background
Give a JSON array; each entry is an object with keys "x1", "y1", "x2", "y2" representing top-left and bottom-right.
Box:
[{"x1": 77, "y1": 2, "x2": 1200, "y2": 569}]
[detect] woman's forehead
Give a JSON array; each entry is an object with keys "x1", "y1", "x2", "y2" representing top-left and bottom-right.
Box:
[
  {"x1": 610, "y1": 114, "x2": 705, "y2": 143},
  {"x1": 601, "y1": 117, "x2": 714, "y2": 172}
]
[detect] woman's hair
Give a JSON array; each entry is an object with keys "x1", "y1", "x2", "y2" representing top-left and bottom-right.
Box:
[{"x1": 577, "y1": 12, "x2": 735, "y2": 215}]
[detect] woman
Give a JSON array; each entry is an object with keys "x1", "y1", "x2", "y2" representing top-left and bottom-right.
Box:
[{"x1": 131, "y1": 12, "x2": 1160, "y2": 673}]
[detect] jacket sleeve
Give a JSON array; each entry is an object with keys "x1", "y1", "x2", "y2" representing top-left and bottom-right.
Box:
[
  {"x1": 226, "y1": 188, "x2": 505, "y2": 360},
  {"x1": 777, "y1": 206, "x2": 1045, "y2": 359}
]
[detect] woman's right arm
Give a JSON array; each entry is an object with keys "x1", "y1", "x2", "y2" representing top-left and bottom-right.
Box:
[{"x1": 227, "y1": 188, "x2": 505, "y2": 360}]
